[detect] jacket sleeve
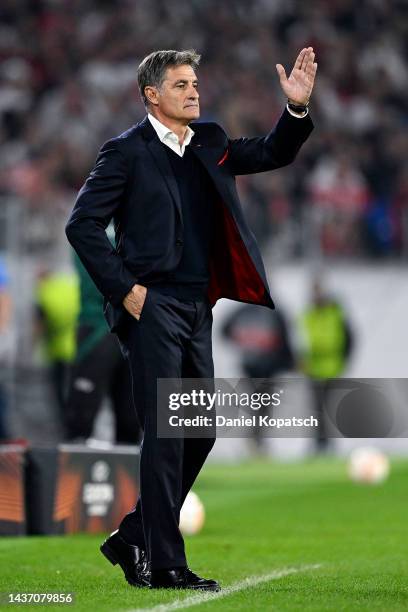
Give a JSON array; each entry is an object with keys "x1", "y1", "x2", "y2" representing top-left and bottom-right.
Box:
[
  {"x1": 65, "y1": 139, "x2": 138, "y2": 306},
  {"x1": 227, "y1": 107, "x2": 314, "y2": 176}
]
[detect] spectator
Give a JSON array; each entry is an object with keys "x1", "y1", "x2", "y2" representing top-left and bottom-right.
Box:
[
  {"x1": 308, "y1": 151, "x2": 370, "y2": 255},
  {"x1": 0, "y1": 257, "x2": 12, "y2": 440},
  {"x1": 0, "y1": 1, "x2": 407, "y2": 260}
]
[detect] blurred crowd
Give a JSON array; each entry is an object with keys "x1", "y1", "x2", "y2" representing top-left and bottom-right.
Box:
[{"x1": 0, "y1": 0, "x2": 408, "y2": 260}]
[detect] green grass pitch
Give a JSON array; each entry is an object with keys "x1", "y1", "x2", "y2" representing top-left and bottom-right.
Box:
[{"x1": 0, "y1": 457, "x2": 407, "y2": 611}]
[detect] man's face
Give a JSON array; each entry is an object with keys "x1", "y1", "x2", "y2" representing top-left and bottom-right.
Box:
[{"x1": 147, "y1": 64, "x2": 200, "y2": 123}]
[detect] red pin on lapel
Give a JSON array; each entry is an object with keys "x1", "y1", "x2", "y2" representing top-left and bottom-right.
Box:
[{"x1": 217, "y1": 148, "x2": 229, "y2": 166}]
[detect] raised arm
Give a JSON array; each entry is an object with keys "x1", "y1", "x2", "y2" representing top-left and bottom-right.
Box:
[{"x1": 227, "y1": 47, "x2": 317, "y2": 175}]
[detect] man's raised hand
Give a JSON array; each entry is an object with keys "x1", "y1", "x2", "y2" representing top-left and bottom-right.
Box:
[{"x1": 276, "y1": 47, "x2": 317, "y2": 106}]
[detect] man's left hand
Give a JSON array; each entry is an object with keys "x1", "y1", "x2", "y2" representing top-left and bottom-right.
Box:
[{"x1": 276, "y1": 47, "x2": 317, "y2": 105}]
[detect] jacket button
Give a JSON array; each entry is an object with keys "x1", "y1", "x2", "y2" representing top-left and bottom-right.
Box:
[{"x1": 176, "y1": 239, "x2": 183, "y2": 246}]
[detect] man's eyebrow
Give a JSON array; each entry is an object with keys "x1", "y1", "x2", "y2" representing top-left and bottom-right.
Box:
[{"x1": 173, "y1": 79, "x2": 199, "y2": 85}]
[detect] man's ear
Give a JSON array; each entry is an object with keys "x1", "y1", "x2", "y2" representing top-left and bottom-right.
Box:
[{"x1": 144, "y1": 86, "x2": 159, "y2": 106}]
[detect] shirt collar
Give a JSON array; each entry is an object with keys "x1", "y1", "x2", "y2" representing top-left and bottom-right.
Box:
[{"x1": 148, "y1": 113, "x2": 195, "y2": 149}]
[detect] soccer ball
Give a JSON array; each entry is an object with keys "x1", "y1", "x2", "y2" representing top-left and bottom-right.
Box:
[
  {"x1": 347, "y1": 447, "x2": 390, "y2": 485},
  {"x1": 180, "y1": 491, "x2": 205, "y2": 535}
]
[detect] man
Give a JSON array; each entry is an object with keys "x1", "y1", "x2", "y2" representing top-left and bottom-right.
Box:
[
  {"x1": 222, "y1": 303, "x2": 294, "y2": 454},
  {"x1": 300, "y1": 279, "x2": 354, "y2": 451},
  {"x1": 34, "y1": 268, "x2": 79, "y2": 421},
  {"x1": 66, "y1": 47, "x2": 317, "y2": 591}
]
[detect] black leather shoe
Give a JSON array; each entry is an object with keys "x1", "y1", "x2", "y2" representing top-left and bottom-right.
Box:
[
  {"x1": 150, "y1": 567, "x2": 220, "y2": 591},
  {"x1": 100, "y1": 530, "x2": 150, "y2": 587}
]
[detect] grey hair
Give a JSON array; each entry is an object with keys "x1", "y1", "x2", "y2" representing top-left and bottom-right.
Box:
[{"x1": 137, "y1": 49, "x2": 201, "y2": 107}]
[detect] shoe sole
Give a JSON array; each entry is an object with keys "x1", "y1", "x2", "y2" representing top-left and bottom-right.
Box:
[
  {"x1": 150, "y1": 583, "x2": 221, "y2": 591},
  {"x1": 100, "y1": 542, "x2": 149, "y2": 588}
]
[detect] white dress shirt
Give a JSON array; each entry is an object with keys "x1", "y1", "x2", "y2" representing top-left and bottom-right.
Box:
[{"x1": 148, "y1": 113, "x2": 195, "y2": 157}]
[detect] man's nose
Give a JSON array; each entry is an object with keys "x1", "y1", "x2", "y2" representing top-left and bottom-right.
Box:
[{"x1": 188, "y1": 88, "x2": 199, "y2": 99}]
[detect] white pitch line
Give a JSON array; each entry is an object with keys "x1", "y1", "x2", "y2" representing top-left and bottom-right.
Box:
[{"x1": 124, "y1": 563, "x2": 322, "y2": 612}]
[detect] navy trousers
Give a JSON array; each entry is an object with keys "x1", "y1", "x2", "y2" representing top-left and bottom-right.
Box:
[{"x1": 118, "y1": 287, "x2": 215, "y2": 570}]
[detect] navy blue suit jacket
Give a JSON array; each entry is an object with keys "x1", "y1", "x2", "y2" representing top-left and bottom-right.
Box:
[{"x1": 66, "y1": 107, "x2": 313, "y2": 333}]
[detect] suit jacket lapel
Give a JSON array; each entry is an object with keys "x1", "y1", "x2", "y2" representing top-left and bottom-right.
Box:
[
  {"x1": 147, "y1": 140, "x2": 183, "y2": 220},
  {"x1": 140, "y1": 117, "x2": 183, "y2": 221}
]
